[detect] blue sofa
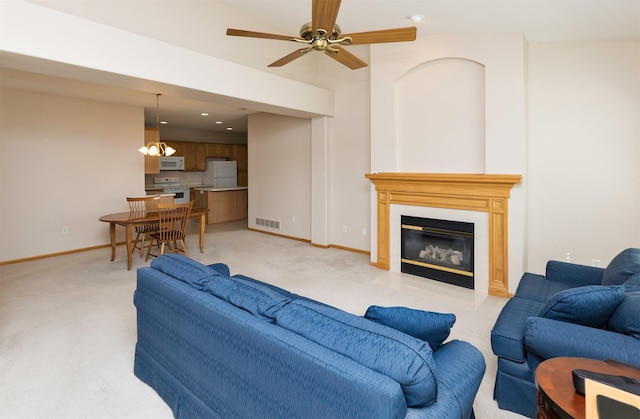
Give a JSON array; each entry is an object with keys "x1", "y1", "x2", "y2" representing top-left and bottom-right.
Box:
[
  {"x1": 134, "y1": 254, "x2": 486, "y2": 418},
  {"x1": 491, "y1": 248, "x2": 640, "y2": 417}
]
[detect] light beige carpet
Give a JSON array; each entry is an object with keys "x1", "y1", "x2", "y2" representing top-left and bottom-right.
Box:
[{"x1": 0, "y1": 220, "x2": 523, "y2": 418}]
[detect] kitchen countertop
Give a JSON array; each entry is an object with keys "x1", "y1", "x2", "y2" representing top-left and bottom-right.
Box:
[
  {"x1": 194, "y1": 186, "x2": 248, "y2": 192},
  {"x1": 145, "y1": 183, "x2": 215, "y2": 190}
]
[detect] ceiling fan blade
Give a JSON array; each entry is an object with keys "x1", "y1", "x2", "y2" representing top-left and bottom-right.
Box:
[
  {"x1": 343, "y1": 27, "x2": 417, "y2": 45},
  {"x1": 325, "y1": 46, "x2": 367, "y2": 70},
  {"x1": 268, "y1": 48, "x2": 314, "y2": 67},
  {"x1": 227, "y1": 28, "x2": 297, "y2": 41},
  {"x1": 312, "y1": 0, "x2": 341, "y2": 33}
]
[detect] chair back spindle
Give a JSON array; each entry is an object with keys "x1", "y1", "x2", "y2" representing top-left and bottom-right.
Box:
[
  {"x1": 145, "y1": 201, "x2": 194, "y2": 260},
  {"x1": 126, "y1": 196, "x2": 161, "y2": 257}
]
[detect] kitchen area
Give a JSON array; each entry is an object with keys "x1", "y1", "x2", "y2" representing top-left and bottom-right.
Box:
[{"x1": 144, "y1": 129, "x2": 248, "y2": 225}]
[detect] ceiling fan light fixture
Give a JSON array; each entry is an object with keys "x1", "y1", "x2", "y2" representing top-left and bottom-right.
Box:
[
  {"x1": 409, "y1": 14, "x2": 425, "y2": 23},
  {"x1": 312, "y1": 37, "x2": 329, "y2": 51}
]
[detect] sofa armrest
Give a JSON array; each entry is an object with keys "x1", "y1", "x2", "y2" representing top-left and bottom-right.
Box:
[
  {"x1": 406, "y1": 340, "x2": 485, "y2": 419},
  {"x1": 207, "y1": 262, "x2": 230, "y2": 277},
  {"x1": 525, "y1": 317, "x2": 640, "y2": 366},
  {"x1": 546, "y1": 261, "x2": 604, "y2": 287}
]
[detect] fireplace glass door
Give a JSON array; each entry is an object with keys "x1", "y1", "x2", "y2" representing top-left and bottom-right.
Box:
[{"x1": 401, "y1": 215, "x2": 474, "y2": 289}]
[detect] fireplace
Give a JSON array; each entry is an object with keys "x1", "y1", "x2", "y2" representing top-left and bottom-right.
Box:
[
  {"x1": 401, "y1": 216, "x2": 474, "y2": 289},
  {"x1": 365, "y1": 173, "x2": 522, "y2": 297}
]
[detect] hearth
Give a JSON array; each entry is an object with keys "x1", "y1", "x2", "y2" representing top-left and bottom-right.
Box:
[{"x1": 401, "y1": 215, "x2": 474, "y2": 289}]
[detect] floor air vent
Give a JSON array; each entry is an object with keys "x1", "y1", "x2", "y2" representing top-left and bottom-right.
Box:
[{"x1": 256, "y1": 218, "x2": 280, "y2": 230}]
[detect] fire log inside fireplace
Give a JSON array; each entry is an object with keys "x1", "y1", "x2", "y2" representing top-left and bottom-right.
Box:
[{"x1": 401, "y1": 215, "x2": 474, "y2": 289}]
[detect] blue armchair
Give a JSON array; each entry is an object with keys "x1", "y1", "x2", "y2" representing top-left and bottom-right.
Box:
[{"x1": 490, "y1": 248, "x2": 640, "y2": 417}]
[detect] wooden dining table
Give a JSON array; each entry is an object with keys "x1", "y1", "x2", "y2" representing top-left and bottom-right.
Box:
[{"x1": 99, "y1": 207, "x2": 207, "y2": 270}]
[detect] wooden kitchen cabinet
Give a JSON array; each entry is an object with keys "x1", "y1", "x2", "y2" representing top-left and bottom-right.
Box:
[
  {"x1": 199, "y1": 189, "x2": 248, "y2": 224},
  {"x1": 232, "y1": 145, "x2": 248, "y2": 187},
  {"x1": 146, "y1": 134, "x2": 247, "y2": 177},
  {"x1": 143, "y1": 128, "x2": 160, "y2": 174},
  {"x1": 206, "y1": 143, "x2": 232, "y2": 158},
  {"x1": 182, "y1": 142, "x2": 206, "y2": 171},
  {"x1": 207, "y1": 144, "x2": 220, "y2": 157},
  {"x1": 194, "y1": 189, "x2": 208, "y2": 209},
  {"x1": 206, "y1": 143, "x2": 218, "y2": 158},
  {"x1": 164, "y1": 140, "x2": 184, "y2": 157},
  {"x1": 161, "y1": 141, "x2": 205, "y2": 171}
]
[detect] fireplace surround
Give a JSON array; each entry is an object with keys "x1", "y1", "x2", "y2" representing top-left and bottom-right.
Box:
[{"x1": 365, "y1": 173, "x2": 522, "y2": 297}]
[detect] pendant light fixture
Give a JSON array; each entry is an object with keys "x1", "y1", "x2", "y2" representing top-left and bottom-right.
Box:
[{"x1": 138, "y1": 94, "x2": 176, "y2": 157}]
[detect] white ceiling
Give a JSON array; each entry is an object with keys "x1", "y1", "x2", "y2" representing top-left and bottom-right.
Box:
[
  {"x1": 220, "y1": 0, "x2": 640, "y2": 43},
  {"x1": 2, "y1": 0, "x2": 639, "y2": 134}
]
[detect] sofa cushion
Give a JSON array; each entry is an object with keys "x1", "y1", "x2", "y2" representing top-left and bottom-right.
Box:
[
  {"x1": 608, "y1": 289, "x2": 640, "y2": 339},
  {"x1": 276, "y1": 299, "x2": 438, "y2": 407},
  {"x1": 364, "y1": 305, "x2": 456, "y2": 350},
  {"x1": 539, "y1": 285, "x2": 625, "y2": 328},
  {"x1": 151, "y1": 254, "x2": 221, "y2": 290},
  {"x1": 602, "y1": 248, "x2": 640, "y2": 286},
  {"x1": 514, "y1": 272, "x2": 573, "y2": 302},
  {"x1": 204, "y1": 276, "x2": 290, "y2": 322},
  {"x1": 231, "y1": 274, "x2": 329, "y2": 306},
  {"x1": 491, "y1": 297, "x2": 546, "y2": 362}
]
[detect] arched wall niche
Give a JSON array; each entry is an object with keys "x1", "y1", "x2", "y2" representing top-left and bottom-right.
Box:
[{"x1": 395, "y1": 57, "x2": 486, "y2": 173}]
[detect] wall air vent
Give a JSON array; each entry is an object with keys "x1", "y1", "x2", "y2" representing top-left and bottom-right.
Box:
[{"x1": 256, "y1": 218, "x2": 280, "y2": 230}]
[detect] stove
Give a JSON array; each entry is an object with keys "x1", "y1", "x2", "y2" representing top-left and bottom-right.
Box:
[{"x1": 153, "y1": 177, "x2": 190, "y2": 204}]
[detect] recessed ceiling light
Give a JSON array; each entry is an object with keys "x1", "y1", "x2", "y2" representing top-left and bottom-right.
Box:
[
  {"x1": 160, "y1": 121, "x2": 168, "y2": 125},
  {"x1": 201, "y1": 112, "x2": 209, "y2": 116},
  {"x1": 216, "y1": 121, "x2": 223, "y2": 124},
  {"x1": 408, "y1": 14, "x2": 424, "y2": 23},
  {"x1": 226, "y1": 127, "x2": 233, "y2": 131}
]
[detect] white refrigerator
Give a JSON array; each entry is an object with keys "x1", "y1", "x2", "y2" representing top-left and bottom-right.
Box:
[{"x1": 203, "y1": 160, "x2": 238, "y2": 188}]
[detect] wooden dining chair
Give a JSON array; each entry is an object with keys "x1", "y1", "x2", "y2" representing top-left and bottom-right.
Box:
[
  {"x1": 145, "y1": 200, "x2": 194, "y2": 261},
  {"x1": 127, "y1": 196, "x2": 161, "y2": 258}
]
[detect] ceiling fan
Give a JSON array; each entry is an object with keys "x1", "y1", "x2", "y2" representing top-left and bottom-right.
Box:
[{"x1": 226, "y1": 0, "x2": 417, "y2": 70}]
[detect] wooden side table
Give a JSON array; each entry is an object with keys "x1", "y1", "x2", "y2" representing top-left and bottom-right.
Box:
[{"x1": 535, "y1": 357, "x2": 640, "y2": 419}]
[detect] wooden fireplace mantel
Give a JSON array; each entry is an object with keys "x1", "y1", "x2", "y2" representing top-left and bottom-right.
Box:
[{"x1": 365, "y1": 173, "x2": 523, "y2": 297}]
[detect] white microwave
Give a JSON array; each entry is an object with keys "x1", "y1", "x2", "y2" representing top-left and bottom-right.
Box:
[{"x1": 159, "y1": 156, "x2": 184, "y2": 171}]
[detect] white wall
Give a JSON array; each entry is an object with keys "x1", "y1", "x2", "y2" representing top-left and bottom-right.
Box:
[
  {"x1": 396, "y1": 58, "x2": 486, "y2": 173},
  {"x1": 527, "y1": 42, "x2": 640, "y2": 271},
  {"x1": 246, "y1": 49, "x2": 373, "y2": 252},
  {"x1": 0, "y1": 88, "x2": 144, "y2": 261},
  {"x1": 247, "y1": 113, "x2": 311, "y2": 240},
  {"x1": 316, "y1": 48, "x2": 372, "y2": 251}
]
